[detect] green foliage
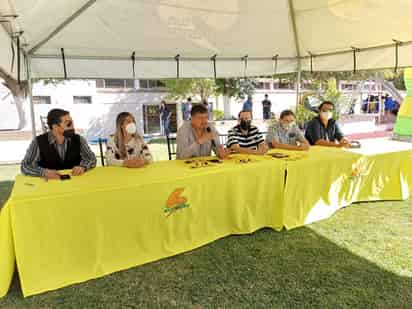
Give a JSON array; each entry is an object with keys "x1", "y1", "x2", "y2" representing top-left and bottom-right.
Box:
[
  {"x1": 164, "y1": 79, "x2": 216, "y2": 102},
  {"x1": 215, "y1": 78, "x2": 256, "y2": 100},
  {"x1": 383, "y1": 70, "x2": 406, "y2": 90},
  {"x1": 321, "y1": 78, "x2": 341, "y2": 104},
  {"x1": 296, "y1": 93, "x2": 317, "y2": 127},
  {"x1": 40, "y1": 79, "x2": 66, "y2": 86},
  {"x1": 164, "y1": 78, "x2": 257, "y2": 103},
  {"x1": 212, "y1": 109, "x2": 225, "y2": 121}
]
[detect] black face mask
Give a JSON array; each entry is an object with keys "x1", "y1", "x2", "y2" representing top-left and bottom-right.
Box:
[
  {"x1": 240, "y1": 119, "x2": 251, "y2": 131},
  {"x1": 63, "y1": 129, "x2": 75, "y2": 138}
]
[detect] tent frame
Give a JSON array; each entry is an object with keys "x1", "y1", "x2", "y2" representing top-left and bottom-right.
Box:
[
  {"x1": 287, "y1": 0, "x2": 302, "y2": 108},
  {"x1": 3, "y1": 0, "x2": 412, "y2": 137}
]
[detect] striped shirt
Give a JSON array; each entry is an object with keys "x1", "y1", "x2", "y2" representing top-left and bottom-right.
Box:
[
  {"x1": 226, "y1": 125, "x2": 264, "y2": 150},
  {"x1": 21, "y1": 132, "x2": 96, "y2": 177}
]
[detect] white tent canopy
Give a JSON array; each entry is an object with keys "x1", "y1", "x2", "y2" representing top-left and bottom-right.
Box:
[{"x1": 2, "y1": 0, "x2": 412, "y2": 80}]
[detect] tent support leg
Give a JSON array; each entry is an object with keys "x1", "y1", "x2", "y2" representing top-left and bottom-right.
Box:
[{"x1": 26, "y1": 54, "x2": 36, "y2": 138}]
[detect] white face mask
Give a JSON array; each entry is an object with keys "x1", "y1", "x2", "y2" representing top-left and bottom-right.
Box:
[
  {"x1": 321, "y1": 112, "x2": 333, "y2": 120},
  {"x1": 125, "y1": 122, "x2": 137, "y2": 134},
  {"x1": 281, "y1": 122, "x2": 294, "y2": 130}
]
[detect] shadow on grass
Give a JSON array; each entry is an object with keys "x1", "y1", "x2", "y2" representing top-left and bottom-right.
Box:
[
  {"x1": 0, "y1": 181, "x2": 14, "y2": 208},
  {"x1": 0, "y1": 227, "x2": 410, "y2": 308}
]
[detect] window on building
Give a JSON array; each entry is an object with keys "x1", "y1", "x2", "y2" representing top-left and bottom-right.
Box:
[
  {"x1": 73, "y1": 96, "x2": 92, "y2": 104},
  {"x1": 95, "y1": 79, "x2": 136, "y2": 89},
  {"x1": 340, "y1": 83, "x2": 358, "y2": 91},
  {"x1": 33, "y1": 96, "x2": 51, "y2": 104},
  {"x1": 139, "y1": 79, "x2": 166, "y2": 89},
  {"x1": 95, "y1": 79, "x2": 104, "y2": 88},
  {"x1": 125, "y1": 79, "x2": 135, "y2": 88},
  {"x1": 256, "y1": 82, "x2": 271, "y2": 90},
  {"x1": 278, "y1": 78, "x2": 295, "y2": 89},
  {"x1": 139, "y1": 80, "x2": 149, "y2": 89},
  {"x1": 301, "y1": 80, "x2": 314, "y2": 90},
  {"x1": 104, "y1": 79, "x2": 125, "y2": 88}
]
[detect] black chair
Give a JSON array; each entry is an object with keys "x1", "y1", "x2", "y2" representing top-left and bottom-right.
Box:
[
  {"x1": 40, "y1": 116, "x2": 48, "y2": 133},
  {"x1": 218, "y1": 134, "x2": 229, "y2": 146},
  {"x1": 97, "y1": 137, "x2": 108, "y2": 166},
  {"x1": 166, "y1": 134, "x2": 177, "y2": 160}
]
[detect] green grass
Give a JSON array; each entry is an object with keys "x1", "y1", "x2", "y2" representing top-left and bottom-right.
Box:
[
  {"x1": 0, "y1": 163, "x2": 411, "y2": 308},
  {"x1": 147, "y1": 137, "x2": 170, "y2": 162}
]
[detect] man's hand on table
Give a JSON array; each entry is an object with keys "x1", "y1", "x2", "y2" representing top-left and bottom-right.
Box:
[
  {"x1": 44, "y1": 169, "x2": 61, "y2": 181},
  {"x1": 72, "y1": 166, "x2": 86, "y2": 176}
]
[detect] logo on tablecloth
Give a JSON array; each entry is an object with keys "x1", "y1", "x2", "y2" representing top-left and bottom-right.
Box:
[
  {"x1": 164, "y1": 188, "x2": 190, "y2": 217},
  {"x1": 350, "y1": 159, "x2": 369, "y2": 181}
]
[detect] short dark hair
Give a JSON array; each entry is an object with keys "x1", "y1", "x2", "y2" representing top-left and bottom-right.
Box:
[
  {"x1": 47, "y1": 109, "x2": 69, "y2": 129},
  {"x1": 319, "y1": 101, "x2": 334, "y2": 111},
  {"x1": 280, "y1": 110, "x2": 295, "y2": 119},
  {"x1": 264, "y1": 94, "x2": 268, "y2": 97},
  {"x1": 187, "y1": 97, "x2": 192, "y2": 102},
  {"x1": 190, "y1": 104, "x2": 208, "y2": 116},
  {"x1": 238, "y1": 110, "x2": 252, "y2": 118}
]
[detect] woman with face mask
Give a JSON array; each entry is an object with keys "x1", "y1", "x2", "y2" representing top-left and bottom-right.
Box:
[
  {"x1": 266, "y1": 110, "x2": 310, "y2": 151},
  {"x1": 106, "y1": 112, "x2": 153, "y2": 167},
  {"x1": 304, "y1": 101, "x2": 349, "y2": 147}
]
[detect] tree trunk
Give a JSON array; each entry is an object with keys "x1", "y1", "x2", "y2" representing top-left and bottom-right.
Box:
[
  {"x1": 13, "y1": 95, "x2": 26, "y2": 130},
  {"x1": 176, "y1": 102, "x2": 183, "y2": 129},
  {"x1": 0, "y1": 67, "x2": 27, "y2": 130},
  {"x1": 223, "y1": 95, "x2": 231, "y2": 120}
]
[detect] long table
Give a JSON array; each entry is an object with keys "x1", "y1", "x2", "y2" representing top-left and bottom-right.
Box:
[
  {"x1": 1, "y1": 139, "x2": 412, "y2": 297},
  {"x1": 0, "y1": 155, "x2": 286, "y2": 297},
  {"x1": 282, "y1": 140, "x2": 412, "y2": 229}
]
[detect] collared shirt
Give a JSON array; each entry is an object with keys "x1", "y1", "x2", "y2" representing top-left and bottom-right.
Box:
[
  {"x1": 262, "y1": 99, "x2": 272, "y2": 110},
  {"x1": 266, "y1": 122, "x2": 305, "y2": 146},
  {"x1": 243, "y1": 100, "x2": 253, "y2": 111},
  {"x1": 106, "y1": 135, "x2": 153, "y2": 166},
  {"x1": 176, "y1": 122, "x2": 221, "y2": 159},
  {"x1": 304, "y1": 116, "x2": 344, "y2": 145},
  {"x1": 21, "y1": 132, "x2": 97, "y2": 177},
  {"x1": 226, "y1": 125, "x2": 264, "y2": 150}
]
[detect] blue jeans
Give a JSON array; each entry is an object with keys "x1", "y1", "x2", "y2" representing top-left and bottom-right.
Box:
[{"x1": 162, "y1": 118, "x2": 170, "y2": 135}]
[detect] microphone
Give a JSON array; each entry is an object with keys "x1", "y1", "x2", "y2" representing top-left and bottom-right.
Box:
[{"x1": 206, "y1": 127, "x2": 216, "y2": 148}]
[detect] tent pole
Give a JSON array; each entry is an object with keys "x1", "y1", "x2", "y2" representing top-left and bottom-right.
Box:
[
  {"x1": 26, "y1": 53, "x2": 36, "y2": 138},
  {"x1": 287, "y1": 0, "x2": 302, "y2": 109},
  {"x1": 296, "y1": 61, "x2": 302, "y2": 109}
]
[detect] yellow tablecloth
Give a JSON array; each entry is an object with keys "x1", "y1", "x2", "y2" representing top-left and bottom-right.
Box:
[
  {"x1": 282, "y1": 143, "x2": 412, "y2": 230},
  {"x1": 280, "y1": 147, "x2": 363, "y2": 229},
  {"x1": 2, "y1": 140, "x2": 412, "y2": 297},
  {"x1": 348, "y1": 139, "x2": 412, "y2": 200},
  {"x1": 0, "y1": 155, "x2": 285, "y2": 297}
]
